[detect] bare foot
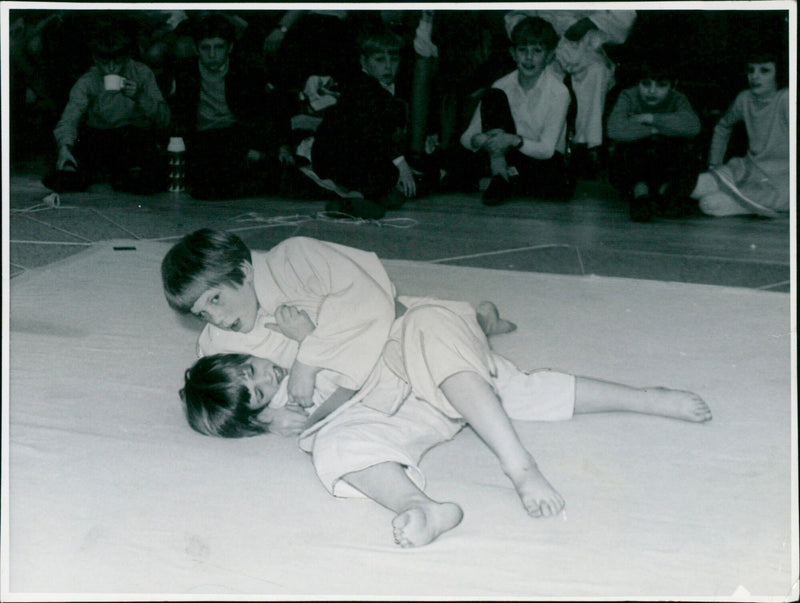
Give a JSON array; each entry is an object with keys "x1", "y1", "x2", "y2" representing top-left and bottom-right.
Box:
[
  {"x1": 504, "y1": 461, "x2": 565, "y2": 518},
  {"x1": 477, "y1": 301, "x2": 517, "y2": 336},
  {"x1": 392, "y1": 501, "x2": 463, "y2": 548},
  {"x1": 640, "y1": 387, "x2": 712, "y2": 422}
]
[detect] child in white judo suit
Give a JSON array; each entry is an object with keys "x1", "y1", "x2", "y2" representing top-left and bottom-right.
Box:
[
  {"x1": 162, "y1": 229, "x2": 514, "y2": 413},
  {"x1": 181, "y1": 297, "x2": 712, "y2": 547}
]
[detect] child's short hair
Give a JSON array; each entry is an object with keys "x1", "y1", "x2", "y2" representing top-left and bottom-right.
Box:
[
  {"x1": 636, "y1": 58, "x2": 676, "y2": 84},
  {"x1": 358, "y1": 24, "x2": 403, "y2": 57},
  {"x1": 181, "y1": 354, "x2": 271, "y2": 438},
  {"x1": 90, "y1": 23, "x2": 132, "y2": 60},
  {"x1": 161, "y1": 228, "x2": 252, "y2": 313},
  {"x1": 192, "y1": 13, "x2": 236, "y2": 45},
  {"x1": 510, "y1": 16, "x2": 558, "y2": 52}
]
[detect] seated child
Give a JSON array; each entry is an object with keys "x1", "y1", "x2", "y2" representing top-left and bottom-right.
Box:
[
  {"x1": 309, "y1": 24, "x2": 422, "y2": 219},
  {"x1": 504, "y1": 10, "x2": 637, "y2": 177},
  {"x1": 606, "y1": 57, "x2": 702, "y2": 222},
  {"x1": 161, "y1": 229, "x2": 516, "y2": 409},
  {"x1": 680, "y1": 44, "x2": 789, "y2": 217},
  {"x1": 181, "y1": 298, "x2": 712, "y2": 548},
  {"x1": 43, "y1": 22, "x2": 170, "y2": 194},
  {"x1": 460, "y1": 16, "x2": 572, "y2": 206},
  {"x1": 169, "y1": 14, "x2": 295, "y2": 200}
]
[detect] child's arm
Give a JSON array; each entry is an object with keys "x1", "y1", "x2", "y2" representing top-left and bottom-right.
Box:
[
  {"x1": 304, "y1": 386, "x2": 356, "y2": 427},
  {"x1": 514, "y1": 84, "x2": 570, "y2": 160},
  {"x1": 124, "y1": 63, "x2": 170, "y2": 129},
  {"x1": 606, "y1": 88, "x2": 657, "y2": 142},
  {"x1": 647, "y1": 93, "x2": 701, "y2": 138},
  {"x1": 53, "y1": 75, "x2": 93, "y2": 159},
  {"x1": 271, "y1": 238, "x2": 396, "y2": 394},
  {"x1": 707, "y1": 92, "x2": 745, "y2": 168}
]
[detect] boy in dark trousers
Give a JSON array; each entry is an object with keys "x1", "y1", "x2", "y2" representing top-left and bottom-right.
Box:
[
  {"x1": 606, "y1": 58, "x2": 702, "y2": 221},
  {"x1": 44, "y1": 22, "x2": 170, "y2": 194},
  {"x1": 310, "y1": 25, "x2": 421, "y2": 219}
]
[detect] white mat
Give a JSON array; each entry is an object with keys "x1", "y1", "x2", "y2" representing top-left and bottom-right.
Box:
[{"x1": 3, "y1": 239, "x2": 797, "y2": 600}]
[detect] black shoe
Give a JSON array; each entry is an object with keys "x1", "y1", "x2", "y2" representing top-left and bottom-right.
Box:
[
  {"x1": 659, "y1": 177, "x2": 700, "y2": 218},
  {"x1": 482, "y1": 175, "x2": 512, "y2": 206},
  {"x1": 629, "y1": 195, "x2": 656, "y2": 222},
  {"x1": 325, "y1": 198, "x2": 386, "y2": 220}
]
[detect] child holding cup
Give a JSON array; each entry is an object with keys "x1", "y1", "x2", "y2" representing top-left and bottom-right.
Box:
[{"x1": 44, "y1": 21, "x2": 170, "y2": 194}]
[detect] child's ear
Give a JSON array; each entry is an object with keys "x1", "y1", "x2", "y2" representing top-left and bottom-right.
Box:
[
  {"x1": 359, "y1": 54, "x2": 367, "y2": 71},
  {"x1": 240, "y1": 260, "x2": 254, "y2": 283}
]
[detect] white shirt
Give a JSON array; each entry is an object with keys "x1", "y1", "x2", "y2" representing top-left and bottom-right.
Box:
[{"x1": 461, "y1": 68, "x2": 569, "y2": 159}]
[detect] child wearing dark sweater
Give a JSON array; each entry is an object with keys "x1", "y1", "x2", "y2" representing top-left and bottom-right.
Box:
[{"x1": 606, "y1": 59, "x2": 701, "y2": 221}]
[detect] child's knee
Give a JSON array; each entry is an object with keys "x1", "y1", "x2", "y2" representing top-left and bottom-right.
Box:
[{"x1": 698, "y1": 191, "x2": 742, "y2": 216}]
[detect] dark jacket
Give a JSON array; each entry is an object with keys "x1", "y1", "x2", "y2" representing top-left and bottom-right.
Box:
[
  {"x1": 169, "y1": 56, "x2": 292, "y2": 153},
  {"x1": 312, "y1": 71, "x2": 408, "y2": 186}
]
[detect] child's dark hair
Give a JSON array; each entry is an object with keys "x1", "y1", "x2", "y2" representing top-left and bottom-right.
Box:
[
  {"x1": 510, "y1": 16, "x2": 558, "y2": 52},
  {"x1": 90, "y1": 22, "x2": 132, "y2": 60},
  {"x1": 192, "y1": 13, "x2": 236, "y2": 45},
  {"x1": 161, "y1": 228, "x2": 252, "y2": 313},
  {"x1": 181, "y1": 354, "x2": 271, "y2": 438},
  {"x1": 358, "y1": 24, "x2": 403, "y2": 57},
  {"x1": 636, "y1": 57, "x2": 676, "y2": 85},
  {"x1": 744, "y1": 42, "x2": 787, "y2": 88}
]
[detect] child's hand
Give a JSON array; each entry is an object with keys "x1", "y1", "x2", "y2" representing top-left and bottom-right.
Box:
[
  {"x1": 287, "y1": 360, "x2": 320, "y2": 408},
  {"x1": 246, "y1": 149, "x2": 265, "y2": 163},
  {"x1": 486, "y1": 132, "x2": 518, "y2": 154},
  {"x1": 268, "y1": 406, "x2": 309, "y2": 437},
  {"x1": 632, "y1": 113, "x2": 654, "y2": 125},
  {"x1": 396, "y1": 159, "x2": 417, "y2": 198},
  {"x1": 278, "y1": 145, "x2": 295, "y2": 165},
  {"x1": 121, "y1": 78, "x2": 138, "y2": 98},
  {"x1": 266, "y1": 304, "x2": 315, "y2": 342},
  {"x1": 57, "y1": 145, "x2": 78, "y2": 171}
]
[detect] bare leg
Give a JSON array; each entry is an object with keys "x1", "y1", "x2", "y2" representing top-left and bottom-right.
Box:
[
  {"x1": 476, "y1": 301, "x2": 517, "y2": 336},
  {"x1": 440, "y1": 371, "x2": 565, "y2": 518},
  {"x1": 574, "y1": 376, "x2": 712, "y2": 422},
  {"x1": 343, "y1": 462, "x2": 463, "y2": 548}
]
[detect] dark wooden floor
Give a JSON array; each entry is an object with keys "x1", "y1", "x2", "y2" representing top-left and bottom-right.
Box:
[{"x1": 7, "y1": 165, "x2": 792, "y2": 292}]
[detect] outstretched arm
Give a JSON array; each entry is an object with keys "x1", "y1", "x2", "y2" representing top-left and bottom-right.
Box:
[{"x1": 305, "y1": 386, "x2": 356, "y2": 427}]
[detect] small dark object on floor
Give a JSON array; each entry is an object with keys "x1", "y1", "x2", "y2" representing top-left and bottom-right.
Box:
[{"x1": 482, "y1": 175, "x2": 512, "y2": 206}]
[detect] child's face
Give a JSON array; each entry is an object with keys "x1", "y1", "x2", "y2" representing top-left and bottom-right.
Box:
[
  {"x1": 94, "y1": 55, "x2": 125, "y2": 75},
  {"x1": 747, "y1": 62, "x2": 778, "y2": 96},
  {"x1": 637, "y1": 78, "x2": 672, "y2": 107},
  {"x1": 197, "y1": 37, "x2": 232, "y2": 72},
  {"x1": 361, "y1": 50, "x2": 400, "y2": 87},
  {"x1": 241, "y1": 356, "x2": 287, "y2": 409},
  {"x1": 190, "y1": 264, "x2": 259, "y2": 333},
  {"x1": 511, "y1": 43, "x2": 550, "y2": 78}
]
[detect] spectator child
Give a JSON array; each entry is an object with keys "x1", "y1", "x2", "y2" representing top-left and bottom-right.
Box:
[
  {"x1": 43, "y1": 22, "x2": 170, "y2": 194},
  {"x1": 461, "y1": 16, "x2": 572, "y2": 206},
  {"x1": 606, "y1": 58, "x2": 702, "y2": 221},
  {"x1": 310, "y1": 25, "x2": 420, "y2": 219},
  {"x1": 505, "y1": 10, "x2": 637, "y2": 176},
  {"x1": 682, "y1": 45, "x2": 789, "y2": 217},
  {"x1": 180, "y1": 300, "x2": 712, "y2": 548},
  {"x1": 169, "y1": 14, "x2": 294, "y2": 200}
]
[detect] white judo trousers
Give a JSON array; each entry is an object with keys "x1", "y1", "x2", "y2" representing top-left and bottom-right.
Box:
[{"x1": 299, "y1": 299, "x2": 576, "y2": 499}]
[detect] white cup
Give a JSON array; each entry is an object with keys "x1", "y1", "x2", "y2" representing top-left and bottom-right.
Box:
[{"x1": 103, "y1": 74, "x2": 125, "y2": 91}]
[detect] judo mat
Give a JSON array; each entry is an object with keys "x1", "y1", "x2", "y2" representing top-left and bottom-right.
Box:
[{"x1": 3, "y1": 239, "x2": 797, "y2": 600}]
